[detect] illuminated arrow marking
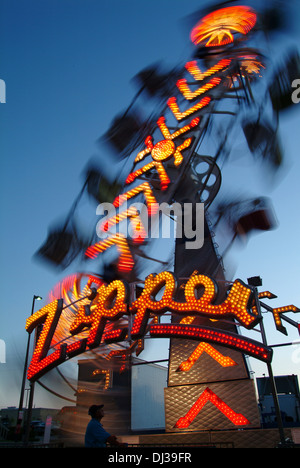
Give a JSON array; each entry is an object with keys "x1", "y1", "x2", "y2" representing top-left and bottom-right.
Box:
[
  {"x1": 167, "y1": 95, "x2": 211, "y2": 121},
  {"x1": 177, "y1": 342, "x2": 237, "y2": 371},
  {"x1": 85, "y1": 233, "x2": 134, "y2": 272},
  {"x1": 176, "y1": 76, "x2": 222, "y2": 101},
  {"x1": 174, "y1": 387, "x2": 250, "y2": 428},
  {"x1": 272, "y1": 304, "x2": 300, "y2": 335},
  {"x1": 185, "y1": 58, "x2": 232, "y2": 81},
  {"x1": 257, "y1": 291, "x2": 300, "y2": 335},
  {"x1": 113, "y1": 182, "x2": 158, "y2": 214}
]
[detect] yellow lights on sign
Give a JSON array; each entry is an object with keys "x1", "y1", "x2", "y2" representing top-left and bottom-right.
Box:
[
  {"x1": 69, "y1": 279, "x2": 128, "y2": 348},
  {"x1": 25, "y1": 271, "x2": 263, "y2": 381},
  {"x1": 272, "y1": 305, "x2": 300, "y2": 329},
  {"x1": 27, "y1": 272, "x2": 300, "y2": 381},
  {"x1": 130, "y1": 271, "x2": 257, "y2": 339},
  {"x1": 92, "y1": 369, "x2": 111, "y2": 390},
  {"x1": 255, "y1": 290, "x2": 300, "y2": 335},
  {"x1": 25, "y1": 299, "x2": 65, "y2": 381},
  {"x1": 177, "y1": 342, "x2": 237, "y2": 371}
]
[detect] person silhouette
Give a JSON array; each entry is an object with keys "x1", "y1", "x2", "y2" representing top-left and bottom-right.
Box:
[{"x1": 85, "y1": 404, "x2": 126, "y2": 448}]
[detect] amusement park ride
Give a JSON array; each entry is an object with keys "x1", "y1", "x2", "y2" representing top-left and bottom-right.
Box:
[{"x1": 26, "y1": 1, "x2": 299, "y2": 442}]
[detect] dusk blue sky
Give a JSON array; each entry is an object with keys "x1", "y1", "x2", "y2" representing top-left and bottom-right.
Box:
[{"x1": 0, "y1": 0, "x2": 300, "y2": 410}]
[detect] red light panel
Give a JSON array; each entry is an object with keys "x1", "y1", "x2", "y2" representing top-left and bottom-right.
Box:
[
  {"x1": 65, "y1": 338, "x2": 87, "y2": 360},
  {"x1": 174, "y1": 387, "x2": 250, "y2": 428},
  {"x1": 103, "y1": 327, "x2": 128, "y2": 344},
  {"x1": 150, "y1": 323, "x2": 272, "y2": 363}
]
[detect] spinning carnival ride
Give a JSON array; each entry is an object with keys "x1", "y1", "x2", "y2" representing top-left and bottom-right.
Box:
[{"x1": 30, "y1": 2, "x2": 300, "y2": 434}]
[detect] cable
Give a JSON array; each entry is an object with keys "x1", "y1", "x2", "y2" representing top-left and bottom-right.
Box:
[{"x1": 36, "y1": 380, "x2": 76, "y2": 404}]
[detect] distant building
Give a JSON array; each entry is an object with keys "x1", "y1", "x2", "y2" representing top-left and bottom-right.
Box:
[
  {"x1": 0, "y1": 407, "x2": 60, "y2": 428},
  {"x1": 0, "y1": 406, "x2": 60, "y2": 442},
  {"x1": 257, "y1": 375, "x2": 300, "y2": 427}
]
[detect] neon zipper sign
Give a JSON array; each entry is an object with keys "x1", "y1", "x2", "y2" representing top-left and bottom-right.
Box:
[{"x1": 25, "y1": 270, "x2": 273, "y2": 382}]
